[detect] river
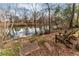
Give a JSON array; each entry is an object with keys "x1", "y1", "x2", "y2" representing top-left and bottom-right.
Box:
[{"x1": 6, "y1": 26, "x2": 49, "y2": 39}]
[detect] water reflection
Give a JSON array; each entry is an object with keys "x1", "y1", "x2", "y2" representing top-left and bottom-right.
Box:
[{"x1": 8, "y1": 26, "x2": 49, "y2": 39}]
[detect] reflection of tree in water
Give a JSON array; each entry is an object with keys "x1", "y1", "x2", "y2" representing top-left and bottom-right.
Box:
[{"x1": 7, "y1": 26, "x2": 49, "y2": 39}]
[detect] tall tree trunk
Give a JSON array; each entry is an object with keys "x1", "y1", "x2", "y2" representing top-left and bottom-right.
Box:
[
  {"x1": 34, "y1": 12, "x2": 37, "y2": 35},
  {"x1": 34, "y1": 19, "x2": 37, "y2": 35},
  {"x1": 42, "y1": 13, "x2": 46, "y2": 34},
  {"x1": 76, "y1": 13, "x2": 79, "y2": 27},
  {"x1": 49, "y1": 8, "x2": 51, "y2": 33},
  {"x1": 47, "y1": 3, "x2": 51, "y2": 33},
  {"x1": 40, "y1": 12, "x2": 45, "y2": 34},
  {"x1": 39, "y1": 19, "x2": 42, "y2": 35},
  {"x1": 69, "y1": 3, "x2": 75, "y2": 28}
]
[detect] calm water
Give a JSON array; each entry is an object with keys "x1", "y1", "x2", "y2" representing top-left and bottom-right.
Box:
[{"x1": 7, "y1": 26, "x2": 49, "y2": 39}]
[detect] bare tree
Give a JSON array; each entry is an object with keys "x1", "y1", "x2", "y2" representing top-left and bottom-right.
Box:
[
  {"x1": 31, "y1": 4, "x2": 39, "y2": 35},
  {"x1": 45, "y1": 3, "x2": 51, "y2": 33},
  {"x1": 69, "y1": 3, "x2": 75, "y2": 28},
  {"x1": 76, "y1": 4, "x2": 79, "y2": 27}
]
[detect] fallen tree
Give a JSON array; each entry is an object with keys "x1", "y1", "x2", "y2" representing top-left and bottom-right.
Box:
[{"x1": 55, "y1": 29, "x2": 78, "y2": 48}]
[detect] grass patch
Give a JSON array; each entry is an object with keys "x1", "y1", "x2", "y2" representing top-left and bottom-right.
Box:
[
  {"x1": 38, "y1": 37, "x2": 46, "y2": 45},
  {"x1": 0, "y1": 48, "x2": 16, "y2": 56},
  {"x1": 0, "y1": 42, "x2": 21, "y2": 56}
]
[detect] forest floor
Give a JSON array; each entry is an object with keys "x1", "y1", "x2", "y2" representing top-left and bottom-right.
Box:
[
  {"x1": 20, "y1": 31, "x2": 79, "y2": 56},
  {"x1": 1, "y1": 29, "x2": 79, "y2": 56}
]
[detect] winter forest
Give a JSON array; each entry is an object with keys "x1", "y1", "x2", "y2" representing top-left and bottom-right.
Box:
[{"x1": 0, "y1": 3, "x2": 79, "y2": 56}]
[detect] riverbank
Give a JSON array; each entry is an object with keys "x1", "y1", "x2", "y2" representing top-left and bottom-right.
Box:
[{"x1": 0, "y1": 29, "x2": 79, "y2": 56}]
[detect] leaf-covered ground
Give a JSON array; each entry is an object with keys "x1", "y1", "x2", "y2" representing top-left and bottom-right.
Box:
[
  {"x1": 1, "y1": 30, "x2": 79, "y2": 56},
  {"x1": 27, "y1": 32, "x2": 79, "y2": 56}
]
